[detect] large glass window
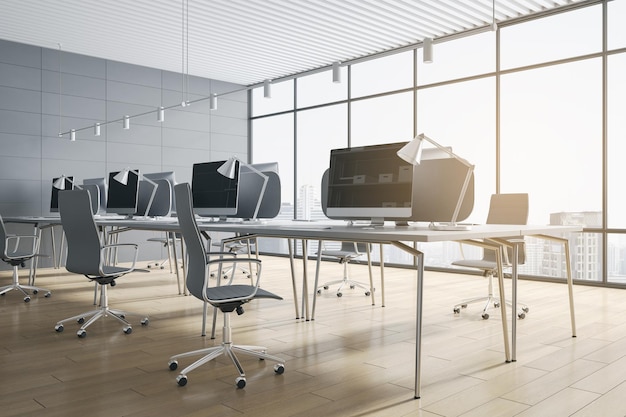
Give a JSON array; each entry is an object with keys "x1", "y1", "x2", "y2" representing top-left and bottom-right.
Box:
[
  {"x1": 500, "y1": 59, "x2": 602, "y2": 228},
  {"x1": 296, "y1": 104, "x2": 347, "y2": 220},
  {"x1": 350, "y1": 91, "x2": 413, "y2": 146},
  {"x1": 607, "y1": 53, "x2": 626, "y2": 228},
  {"x1": 351, "y1": 51, "x2": 414, "y2": 98},
  {"x1": 500, "y1": 5, "x2": 602, "y2": 70},
  {"x1": 608, "y1": 0, "x2": 626, "y2": 50}
]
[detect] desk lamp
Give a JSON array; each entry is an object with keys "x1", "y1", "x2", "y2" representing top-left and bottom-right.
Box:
[
  {"x1": 53, "y1": 175, "x2": 82, "y2": 190},
  {"x1": 397, "y1": 133, "x2": 474, "y2": 231},
  {"x1": 113, "y1": 168, "x2": 158, "y2": 218},
  {"x1": 218, "y1": 157, "x2": 268, "y2": 222}
]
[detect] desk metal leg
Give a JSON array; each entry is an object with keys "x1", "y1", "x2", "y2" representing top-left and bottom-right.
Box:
[
  {"x1": 301, "y1": 239, "x2": 310, "y2": 321},
  {"x1": 366, "y1": 243, "x2": 375, "y2": 305},
  {"x1": 287, "y1": 238, "x2": 301, "y2": 319},
  {"x1": 379, "y1": 244, "x2": 385, "y2": 307},
  {"x1": 311, "y1": 240, "x2": 323, "y2": 320},
  {"x1": 390, "y1": 241, "x2": 424, "y2": 399},
  {"x1": 511, "y1": 243, "x2": 519, "y2": 362}
]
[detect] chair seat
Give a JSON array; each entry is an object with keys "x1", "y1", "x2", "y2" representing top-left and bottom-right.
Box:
[{"x1": 207, "y1": 284, "x2": 282, "y2": 302}]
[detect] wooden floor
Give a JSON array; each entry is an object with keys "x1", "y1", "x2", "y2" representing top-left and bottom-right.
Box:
[{"x1": 2, "y1": 256, "x2": 626, "y2": 417}]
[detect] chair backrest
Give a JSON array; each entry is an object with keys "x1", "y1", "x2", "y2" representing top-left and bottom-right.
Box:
[
  {"x1": 0, "y1": 215, "x2": 8, "y2": 258},
  {"x1": 174, "y1": 182, "x2": 208, "y2": 300},
  {"x1": 340, "y1": 241, "x2": 369, "y2": 254},
  {"x1": 484, "y1": 193, "x2": 529, "y2": 264},
  {"x1": 58, "y1": 189, "x2": 104, "y2": 276}
]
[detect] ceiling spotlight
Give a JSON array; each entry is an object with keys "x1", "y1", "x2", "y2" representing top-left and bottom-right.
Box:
[
  {"x1": 332, "y1": 62, "x2": 341, "y2": 83},
  {"x1": 70, "y1": 129, "x2": 76, "y2": 141},
  {"x1": 423, "y1": 38, "x2": 433, "y2": 64},
  {"x1": 263, "y1": 79, "x2": 271, "y2": 98},
  {"x1": 210, "y1": 93, "x2": 217, "y2": 110},
  {"x1": 123, "y1": 115, "x2": 130, "y2": 130},
  {"x1": 157, "y1": 106, "x2": 165, "y2": 122},
  {"x1": 94, "y1": 123, "x2": 101, "y2": 136}
]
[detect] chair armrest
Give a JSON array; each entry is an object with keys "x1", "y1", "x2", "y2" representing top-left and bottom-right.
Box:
[
  {"x1": 204, "y1": 258, "x2": 263, "y2": 304},
  {"x1": 100, "y1": 243, "x2": 140, "y2": 272},
  {"x1": 5, "y1": 234, "x2": 39, "y2": 257}
]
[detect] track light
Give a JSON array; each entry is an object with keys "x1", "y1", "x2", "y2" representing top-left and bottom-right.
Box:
[
  {"x1": 210, "y1": 93, "x2": 217, "y2": 110},
  {"x1": 332, "y1": 61, "x2": 341, "y2": 83},
  {"x1": 423, "y1": 38, "x2": 433, "y2": 64},
  {"x1": 157, "y1": 106, "x2": 165, "y2": 122},
  {"x1": 94, "y1": 123, "x2": 101, "y2": 136},
  {"x1": 70, "y1": 129, "x2": 76, "y2": 141},
  {"x1": 123, "y1": 115, "x2": 130, "y2": 130},
  {"x1": 263, "y1": 79, "x2": 271, "y2": 98}
]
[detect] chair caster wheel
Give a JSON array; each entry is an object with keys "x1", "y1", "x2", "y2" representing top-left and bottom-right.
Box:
[
  {"x1": 494, "y1": 302, "x2": 500, "y2": 308},
  {"x1": 350, "y1": 285, "x2": 355, "y2": 289},
  {"x1": 159, "y1": 266, "x2": 165, "y2": 270},
  {"x1": 235, "y1": 377, "x2": 246, "y2": 389},
  {"x1": 33, "y1": 289, "x2": 38, "y2": 294},
  {"x1": 274, "y1": 364, "x2": 285, "y2": 374},
  {"x1": 55, "y1": 324, "x2": 64, "y2": 332},
  {"x1": 336, "y1": 292, "x2": 342, "y2": 297},
  {"x1": 461, "y1": 304, "x2": 468, "y2": 308},
  {"x1": 77, "y1": 317, "x2": 85, "y2": 324},
  {"x1": 24, "y1": 296, "x2": 30, "y2": 302},
  {"x1": 323, "y1": 286, "x2": 329, "y2": 290},
  {"x1": 45, "y1": 292, "x2": 51, "y2": 298},
  {"x1": 141, "y1": 318, "x2": 149, "y2": 326},
  {"x1": 365, "y1": 291, "x2": 371, "y2": 296},
  {"x1": 123, "y1": 326, "x2": 133, "y2": 334},
  {"x1": 168, "y1": 360, "x2": 178, "y2": 371},
  {"x1": 453, "y1": 307, "x2": 461, "y2": 314},
  {"x1": 518, "y1": 312, "x2": 526, "y2": 319},
  {"x1": 176, "y1": 375, "x2": 187, "y2": 386},
  {"x1": 77, "y1": 329, "x2": 87, "y2": 338},
  {"x1": 317, "y1": 289, "x2": 322, "y2": 294},
  {"x1": 481, "y1": 313, "x2": 489, "y2": 320},
  {"x1": 522, "y1": 307, "x2": 530, "y2": 313}
]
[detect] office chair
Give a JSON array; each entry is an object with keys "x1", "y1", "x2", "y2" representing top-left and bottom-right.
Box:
[
  {"x1": 317, "y1": 169, "x2": 375, "y2": 299},
  {"x1": 316, "y1": 241, "x2": 374, "y2": 297},
  {"x1": 452, "y1": 193, "x2": 530, "y2": 319},
  {"x1": 0, "y1": 215, "x2": 51, "y2": 302},
  {"x1": 54, "y1": 189, "x2": 149, "y2": 337},
  {"x1": 167, "y1": 183, "x2": 285, "y2": 389}
]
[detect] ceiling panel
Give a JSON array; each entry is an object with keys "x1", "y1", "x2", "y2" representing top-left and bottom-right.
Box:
[{"x1": 0, "y1": 0, "x2": 593, "y2": 86}]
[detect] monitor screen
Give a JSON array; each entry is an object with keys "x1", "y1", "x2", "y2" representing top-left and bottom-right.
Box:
[
  {"x1": 326, "y1": 142, "x2": 413, "y2": 223},
  {"x1": 50, "y1": 176, "x2": 74, "y2": 213},
  {"x1": 106, "y1": 170, "x2": 140, "y2": 215},
  {"x1": 191, "y1": 160, "x2": 240, "y2": 217},
  {"x1": 83, "y1": 177, "x2": 108, "y2": 214}
]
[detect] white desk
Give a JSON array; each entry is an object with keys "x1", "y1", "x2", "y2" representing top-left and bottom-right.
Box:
[{"x1": 6, "y1": 216, "x2": 581, "y2": 399}]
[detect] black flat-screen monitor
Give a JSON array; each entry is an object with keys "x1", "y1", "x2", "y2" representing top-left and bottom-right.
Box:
[
  {"x1": 83, "y1": 177, "x2": 108, "y2": 214},
  {"x1": 326, "y1": 142, "x2": 413, "y2": 223},
  {"x1": 50, "y1": 176, "x2": 74, "y2": 213},
  {"x1": 106, "y1": 170, "x2": 140, "y2": 215},
  {"x1": 192, "y1": 160, "x2": 240, "y2": 217}
]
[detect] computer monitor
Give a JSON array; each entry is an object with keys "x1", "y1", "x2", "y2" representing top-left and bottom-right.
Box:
[
  {"x1": 50, "y1": 176, "x2": 74, "y2": 213},
  {"x1": 83, "y1": 177, "x2": 108, "y2": 214},
  {"x1": 106, "y1": 169, "x2": 140, "y2": 216},
  {"x1": 235, "y1": 162, "x2": 280, "y2": 219},
  {"x1": 144, "y1": 171, "x2": 176, "y2": 215},
  {"x1": 191, "y1": 160, "x2": 240, "y2": 217},
  {"x1": 326, "y1": 142, "x2": 413, "y2": 224}
]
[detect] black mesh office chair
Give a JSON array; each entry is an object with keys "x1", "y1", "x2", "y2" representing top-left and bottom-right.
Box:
[
  {"x1": 0, "y1": 215, "x2": 51, "y2": 302},
  {"x1": 452, "y1": 193, "x2": 530, "y2": 319},
  {"x1": 54, "y1": 189, "x2": 149, "y2": 337},
  {"x1": 167, "y1": 183, "x2": 285, "y2": 389}
]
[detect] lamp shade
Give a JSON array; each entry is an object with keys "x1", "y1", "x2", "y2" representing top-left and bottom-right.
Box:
[
  {"x1": 397, "y1": 136, "x2": 425, "y2": 165},
  {"x1": 217, "y1": 158, "x2": 238, "y2": 179},
  {"x1": 113, "y1": 169, "x2": 130, "y2": 185},
  {"x1": 53, "y1": 176, "x2": 67, "y2": 190}
]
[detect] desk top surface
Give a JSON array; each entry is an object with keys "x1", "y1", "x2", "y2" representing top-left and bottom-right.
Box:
[{"x1": 6, "y1": 216, "x2": 582, "y2": 243}]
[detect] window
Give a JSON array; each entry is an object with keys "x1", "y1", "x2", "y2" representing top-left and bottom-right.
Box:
[{"x1": 351, "y1": 51, "x2": 414, "y2": 98}]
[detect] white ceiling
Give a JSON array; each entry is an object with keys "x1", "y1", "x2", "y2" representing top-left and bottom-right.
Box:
[{"x1": 0, "y1": 0, "x2": 591, "y2": 87}]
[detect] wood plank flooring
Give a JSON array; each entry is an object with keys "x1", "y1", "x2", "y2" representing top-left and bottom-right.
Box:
[{"x1": 2, "y1": 255, "x2": 626, "y2": 416}]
